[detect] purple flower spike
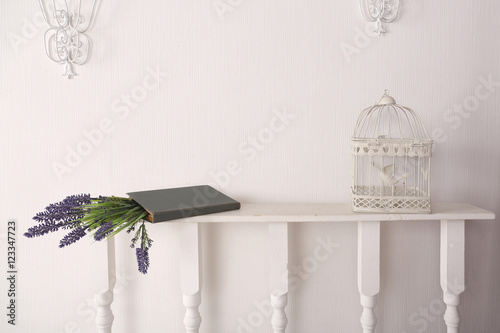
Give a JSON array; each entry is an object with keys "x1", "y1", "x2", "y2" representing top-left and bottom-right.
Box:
[
  {"x1": 63, "y1": 194, "x2": 91, "y2": 206},
  {"x1": 24, "y1": 221, "x2": 63, "y2": 238},
  {"x1": 45, "y1": 194, "x2": 89, "y2": 215},
  {"x1": 34, "y1": 194, "x2": 91, "y2": 230},
  {"x1": 27, "y1": 193, "x2": 152, "y2": 273},
  {"x1": 94, "y1": 222, "x2": 114, "y2": 241},
  {"x1": 136, "y1": 247, "x2": 150, "y2": 274},
  {"x1": 59, "y1": 226, "x2": 88, "y2": 248},
  {"x1": 33, "y1": 211, "x2": 56, "y2": 222}
]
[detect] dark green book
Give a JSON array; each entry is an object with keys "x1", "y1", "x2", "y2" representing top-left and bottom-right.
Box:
[{"x1": 127, "y1": 185, "x2": 240, "y2": 223}]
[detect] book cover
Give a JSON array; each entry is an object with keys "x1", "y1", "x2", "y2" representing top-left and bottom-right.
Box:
[{"x1": 127, "y1": 185, "x2": 240, "y2": 223}]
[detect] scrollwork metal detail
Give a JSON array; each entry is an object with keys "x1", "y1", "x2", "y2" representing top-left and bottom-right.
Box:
[
  {"x1": 358, "y1": 0, "x2": 399, "y2": 36},
  {"x1": 38, "y1": 0, "x2": 98, "y2": 78}
]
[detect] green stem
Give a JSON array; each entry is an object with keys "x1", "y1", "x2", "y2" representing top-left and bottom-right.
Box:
[{"x1": 105, "y1": 211, "x2": 148, "y2": 240}]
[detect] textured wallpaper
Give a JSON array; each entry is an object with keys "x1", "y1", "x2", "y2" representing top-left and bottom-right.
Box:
[{"x1": 1, "y1": 0, "x2": 499, "y2": 332}]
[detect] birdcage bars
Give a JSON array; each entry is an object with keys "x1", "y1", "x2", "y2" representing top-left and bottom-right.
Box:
[{"x1": 351, "y1": 91, "x2": 432, "y2": 213}]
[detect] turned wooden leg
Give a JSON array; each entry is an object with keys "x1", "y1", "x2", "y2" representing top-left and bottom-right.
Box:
[
  {"x1": 180, "y1": 223, "x2": 202, "y2": 333},
  {"x1": 95, "y1": 237, "x2": 116, "y2": 333},
  {"x1": 183, "y1": 292, "x2": 201, "y2": 333},
  {"x1": 271, "y1": 293, "x2": 288, "y2": 333},
  {"x1": 269, "y1": 223, "x2": 289, "y2": 333},
  {"x1": 440, "y1": 219, "x2": 465, "y2": 333},
  {"x1": 357, "y1": 221, "x2": 380, "y2": 333}
]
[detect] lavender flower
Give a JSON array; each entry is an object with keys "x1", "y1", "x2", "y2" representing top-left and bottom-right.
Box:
[
  {"x1": 59, "y1": 226, "x2": 88, "y2": 248},
  {"x1": 130, "y1": 238, "x2": 137, "y2": 248},
  {"x1": 33, "y1": 211, "x2": 57, "y2": 222},
  {"x1": 26, "y1": 193, "x2": 151, "y2": 274},
  {"x1": 26, "y1": 194, "x2": 91, "y2": 241},
  {"x1": 45, "y1": 194, "x2": 90, "y2": 214},
  {"x1": 61, "y1": 219, "x2": 84, "y2": 230},
  {"x1": 94, "y1": 222, "x2": 114, "y2": 241},
  {"x1": 63, "y1": 194, "x2": 92, "y2": 206},
  {"x1": 126, "y1": 221, "x2": 136, "y2": 234},
  {"x1": 34, "y1": 194, "x2": 90, "y2": 225},
  {"x1": 24, "y1": 221, "x2": 63, "y2": 238},
  {"x1": 136, "y1": 247, "x2": 150, "y2": 274}
]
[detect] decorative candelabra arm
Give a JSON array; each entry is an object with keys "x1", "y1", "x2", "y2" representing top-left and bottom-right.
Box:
[
  {"x1": 37, "y1": 0, "x2": 98, "y2": 78},
  {"x1": 358, "y1": 0, "x2": 399, "y2": 35}
]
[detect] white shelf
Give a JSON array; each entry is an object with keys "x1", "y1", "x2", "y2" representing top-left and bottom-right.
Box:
[
  {"x1": 176, "y1": 203, "x2": 494, "y2": 223},
  {"x1": 95, "y1": 203, "x2": 494, "y2": 333}
]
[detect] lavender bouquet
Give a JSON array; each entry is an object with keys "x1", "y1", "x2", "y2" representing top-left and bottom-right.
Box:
[{"x1": 24, "y1": 194, "x2": 153, "y2": 274}]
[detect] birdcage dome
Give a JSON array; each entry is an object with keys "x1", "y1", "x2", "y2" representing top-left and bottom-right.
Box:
[
  {"x1": 352, "y1": 90, "x2": 432, "y2": 158},
  {"x1": 351, "y1": 90, "x2": 433, "y2": 213}
]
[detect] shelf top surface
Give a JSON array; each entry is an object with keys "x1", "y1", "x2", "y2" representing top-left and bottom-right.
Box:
[{"x1": 175, "y1": 203, "x2": 495, "y2": 223}]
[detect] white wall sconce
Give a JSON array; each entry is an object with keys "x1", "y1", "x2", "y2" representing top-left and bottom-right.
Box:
[
  {"x1": 38, "y1": 0, "x2": 99, "y2": 78},
  {"x1": 358, "y1": 0, "x2": 399, "y2": 36}
]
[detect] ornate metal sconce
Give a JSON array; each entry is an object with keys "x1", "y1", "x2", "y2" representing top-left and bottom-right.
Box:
[
  {"x1": 38, "y1": 0, "x2": 98, "y2": 78},
  {"x1": 358, "y1": 0, "x2": 399, "y2": 36}
]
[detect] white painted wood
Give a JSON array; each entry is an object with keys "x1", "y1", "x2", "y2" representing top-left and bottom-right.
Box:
[
  {"x1": 270, "y1": 293, "x2": 288, "y2": 333},
  {"x1": 359, "y1": 294, "x2": 377, "y2": 333},
  {"x1": 175, "y1": 203, "x2": 494, "y2": 223},
  {"x1": 95, "y1": 237, "x2": 116, "y2": 333},
  {"x1": 180, "y1": 223, "x2": 202, "y2": 333},
  {"x1": 95, "y1": 204, "x2": 492, "y2": 332},
  {"x1": 183, "y1": 292, "x2": 201, "y2": 333},
  {"x1": 358, "y1": 221, "x2": 380, "y2": 333},
  {"x1": 441, "y1": 219, "x2": 465, "y2": 333},
  {"x1": 95, "y1": 291, "x2": 114, "y2": 333},
  {"x1": 269, "y1": 223, "x2": 289, "y2": 333},
  {"x1": 6, "y1": 1, "x2": 500, "y2": 331}
]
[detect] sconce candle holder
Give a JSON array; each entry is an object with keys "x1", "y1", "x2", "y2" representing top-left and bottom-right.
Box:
[
  {"x1": 38, "y1": 0, "x2": 98, "y2": 78},
  {"x1": 358, "y1": 0, "x2": 399, "y2": 36}
]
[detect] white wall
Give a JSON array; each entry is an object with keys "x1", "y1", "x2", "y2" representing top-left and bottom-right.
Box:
[{"x1": 1, "y1": 1, "x2": 499, "y2": 332}]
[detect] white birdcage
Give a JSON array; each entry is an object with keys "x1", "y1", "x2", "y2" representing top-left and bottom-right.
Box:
[{"x1": 351, "y1": 90, "x2": 433, "y2": 213}]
